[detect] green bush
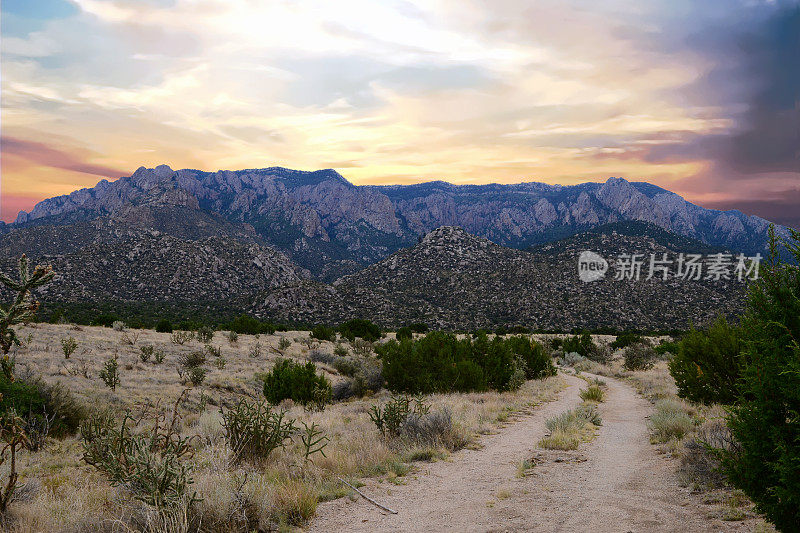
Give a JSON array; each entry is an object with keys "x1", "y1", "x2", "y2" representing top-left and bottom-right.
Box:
[
  {"x1": 262, "y1": 359, "x2": 332, "y2": 409},
  {"x1": 395, "y1": 327, "x2": 413, "y2": 341},
  {"x1": 310, "y1": 324, "x2": 336, "y2": 342},
  {"x1": 610, "y1": 332, "x2": 643, "y2": 350},
  {"x1": 196, "y1": 325, "x2": 214, "y2": 343},
  {"x1": 561, "y1": 332, "x2": 596, "y2": 358},
  {"x1": 224, "y1": 314, "x2": 276, "y2": 335},
  {"x1": 723, "y1": 228, "x2": 800, "y2": 531},
  {"x1": 338, "y1": 319, "x2": 382, "y2": 342},
  {"x1": 668, "y1": 317, "x2": 743, "y2": 405},
  {"x1": 623, "y1": 342, "x2": 657, "y2": 371},
  {"x1": 155, "y1": 319, "x2": 173, "y2": 333},
  {"x1": 0, "y1": 372, "x2": 85, "y2": 437},
  {"x1": 506, "y1": 336, "x2": 556, "y2": 379},
  {"x1": 377, "y1": 331, "x2": 543, "y2": 394}
]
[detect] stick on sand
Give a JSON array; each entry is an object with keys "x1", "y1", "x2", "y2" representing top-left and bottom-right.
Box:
[{"x1": 338, "y1": 477, "x2": 398, "y2": 515}]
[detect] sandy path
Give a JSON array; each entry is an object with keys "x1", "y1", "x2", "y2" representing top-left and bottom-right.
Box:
[{"x1": 309, "y1": 373, "x2": 747, "y2": 532}]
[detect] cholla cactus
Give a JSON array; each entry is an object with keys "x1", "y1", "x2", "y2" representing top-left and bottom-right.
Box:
[{"x1": 0, "y1": 255, "x2": 55, "y2": 379}]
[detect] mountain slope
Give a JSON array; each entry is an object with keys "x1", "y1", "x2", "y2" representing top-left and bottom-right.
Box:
[
  {"x1": 9, "y1": 166, "x2": 790, "y2": 280},
  {"x1": 273, "y1": 225, "x2": 747, "y2": 331}
]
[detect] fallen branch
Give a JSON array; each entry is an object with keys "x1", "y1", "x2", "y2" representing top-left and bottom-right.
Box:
[{"x1": 338, "y1": 477, "x2": 398, "y2": 515}]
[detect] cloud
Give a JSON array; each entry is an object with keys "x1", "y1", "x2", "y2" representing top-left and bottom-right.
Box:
[{"x1": 2, "y1": 136, "x2": 127, "y2": 177}]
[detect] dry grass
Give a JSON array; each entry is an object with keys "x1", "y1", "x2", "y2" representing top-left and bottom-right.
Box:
[
  {"x1": 2, "y1": 323, "x2": 565, "y2": 531},
  {"x1": 539, "y1": 403, "x2": 601, "y2": 451}
]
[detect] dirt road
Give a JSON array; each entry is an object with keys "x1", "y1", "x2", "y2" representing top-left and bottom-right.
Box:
[{"x1": 309, "y1": 373, "x2": 752, "y2": 532}]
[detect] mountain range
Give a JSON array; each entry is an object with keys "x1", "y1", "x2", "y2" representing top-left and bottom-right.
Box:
[{"x1": 1, "y1": 164, "x2": 783, "y2": 330}]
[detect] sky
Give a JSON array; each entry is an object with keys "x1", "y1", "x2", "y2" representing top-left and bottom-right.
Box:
[{"x1": 1, "y1": 0, "x2": 798, "y2": 226}]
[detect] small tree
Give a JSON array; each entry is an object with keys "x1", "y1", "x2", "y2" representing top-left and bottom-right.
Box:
[
  {"x1": 61, "y1": 336, "x2": 78, "y2": 359},
  {"x1": 0, "y1": 255, "x2": 54, "y2": 379},
  {"x1": 0, "y1": 410, "x2": 28, "y2": 515},
  {"x1": 723, "y1": 227, "x2": 800, "y2": 530}
]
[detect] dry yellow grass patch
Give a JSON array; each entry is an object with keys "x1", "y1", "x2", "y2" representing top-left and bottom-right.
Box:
[{"x1": 2, "y1": 324, "x2": 565, "y2": 532}]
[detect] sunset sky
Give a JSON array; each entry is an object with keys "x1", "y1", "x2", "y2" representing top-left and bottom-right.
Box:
[{"x1": 2, "y1": 0, "x2": 798, "y2": 226}]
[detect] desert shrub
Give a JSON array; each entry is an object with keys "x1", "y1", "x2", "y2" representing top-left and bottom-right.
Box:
[
  {"x1": 60, "y1": 336, "x2": 78, "y2": 359},
  {"x1": 722, "y1": 228, "x2": 800, "y2": 531},
  {"x1": 668, "y1": 317, "x2": 743, "y2": 405},
  {"x1": 558, "y1": 352, "x2": 585, "y2": 366},
  {"x1": 99, "y1": 356, "x2": 120, "y2": 391},
  {"x1": 396, "y1": 327, "x2": 413, "y2": 341},
  {"x1": 249, "y1": 342, "x2": 262, "y2": 359},
  {"x1": 155, "y1": 319, "x2": 173, "y2": 333},
  {"x1": 139, "y1": 345, "x2": 155, "y2": 363},
  {"x1": 81, "y1": 409, "x2": 198, "y2": 508},
  {"x1": 187, "y1": 366, "x2": 207, "y2": 386},
  {"x1": 171, "y1": 331, "x2": 193, "y2": 345},
  {"x1": 654, "y1": 339, "x2": 680, "y2": 355},
  {"x1": 338, "y1": 318, "x2": 381, "y2": 342},
  {"x1": 0, "y1": 410, "x2": 27, "y2": 514},
  {"x1": 278, "y1": 338, "x2": 291, "y2": 351},
  {"x1": 623, "y1": 342, "x2": 657, "y2": 371},
  {"x1": 399, "y1": 408, "x2": 463, "y2": 449},
  {"x1": 224, "y1": 314, "x2": 276, "y2": 335},
  {"x1": 204, "y1": 344, "x2": 221, "y2": 358},
  {"x1": 379, "y1": 332, "x2": 529, "y2": 393},
  {"x1": 196, "y1": 326, "x2": 214, "y2": 344},
  {"x1": 649, "y1": 399, "x2": 694, "y2": 443},
  {"x1": 561, "y1": 332, "x2": 595, "y2": 358},
  {"x1": 308, "y1": 350, "x2": 334, "y2": 366},
  {"x1": 540, "y1": 403, "x2": 602, "y2": 450},
  {"x1": 679, "y1": 419, "x2": 735, "y2": 490},
  {"x1": 178, "y1": 351, "x2": 206, "y2": 369},
  {"x1": 262, "y1": 359, "x2": 332, "y2": 409},
  {"x1": 220, "y1": 399, "x2": 296, "y2": 462},
  {"x1": 333, "y1": 343, "x2": 348, "y2": 357},
  {"x1": 369, "y1": 394, "x2": 429, "y2": 438},
  {"x1": 506, "y1": 336, "x2": 556, "y2": 379},
  {"x1": 112, "y1": 320, "x2": 127, "y2": 332},
  {"x1": 350, "y1": 338, "x2": 373, "y2": 356},
  {"x1": 153, "y1": 349, "x2": 166, "y2": 364},
  {"x1": 0, "y1": 372, "x2": 85, "y2": 437},
  {"x1": 213, "y1": 356, "x2": 226, "y2": 370},
  {"x1": 310, "y1": 324, "x2": 336, "y2": 342},
  {"x1": 332, "y1": 356, "x2": 360, "y2": 377},
  {"x1": 227, "y1": 330, "x2": 238, "y2": 344},
  {"x1": 579, "y1": 384, "x2": 605, "y2": 403},
  {"x1": 610, "y1": 331, "x2": 643, "y2": 350}
]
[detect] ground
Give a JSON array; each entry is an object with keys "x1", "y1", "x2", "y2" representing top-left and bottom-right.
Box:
[{"x1": 0, "y1": 324, "x2": 775, "y2": 532}]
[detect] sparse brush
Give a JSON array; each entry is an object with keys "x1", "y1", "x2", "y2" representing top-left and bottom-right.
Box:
[
  {"x1": 623, "y1": 342, "x2": 657, "y2": 371},
  {"x1": 220, "y1": 399, "x2": 296, "y2": 463},
  {"x1": 178, "y1": 351, "x2": 206, "y2": 369},
  {"x1": 648, "y1": 399, "x2": 694, "y2": 443},
  {"x1": 171, "y1": 331, "x2": 193, "y2": 345},
  {"x1": 227, "y1": 330, "x2": 238, "y2": 345},
  {"x1": 99, "y1": 356, "x2": 120, "y2": 391},
  {"x1": 81, "y1": 394, "x2": 199, "y2": 508},
  {"x1": 249, "y1": 342, "x2": 262, "y2": 358},
  {"x1": 140, "y1": 345, "x2": 154, "y2": 363},
  {"x1": 213, "y1": 356, "x2": 227, "y2": 370},
  {"x1": 112, "y1": 320, "x2": 127, "y2": 332},
  {"x1": 540, "y1": 403, "x2": 601, "y2": 450},
  {"x1": 333, "y1": 343, "x2": 348, "y2": 357},
  {"x1": 196, "y1": 326, "x2": 214, "y2": 344},
  {"x1": 369, "y1": 394, "x2": 429, "y2": 438},
  {"x1": 60, "y1": 336, "x2": 78, "y2": 359},
  {"x1": 204, "y1": 344, "x2": 221, "y2": 358},
  {"x1": 350, "y1": 338, "x2": 373, "y2": 356},
  {"x1": 120, "y1": 330, "x2": 140, "y2": 345},
  {"x1": 278, "y1": 338, "x2": 291, "y2": 351},
  {"x1": 309, "y1": 350, "x2": 336, "y2": 365},
  {"x1": 579, "y1": 384, "x2": 605, "y2": 403},
  {"x1": 187, "y1": 366, "x2": 207, "y2": 386},
  {"x1": 153, "y1": 348, "x2": 166, "y2": 364}
]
